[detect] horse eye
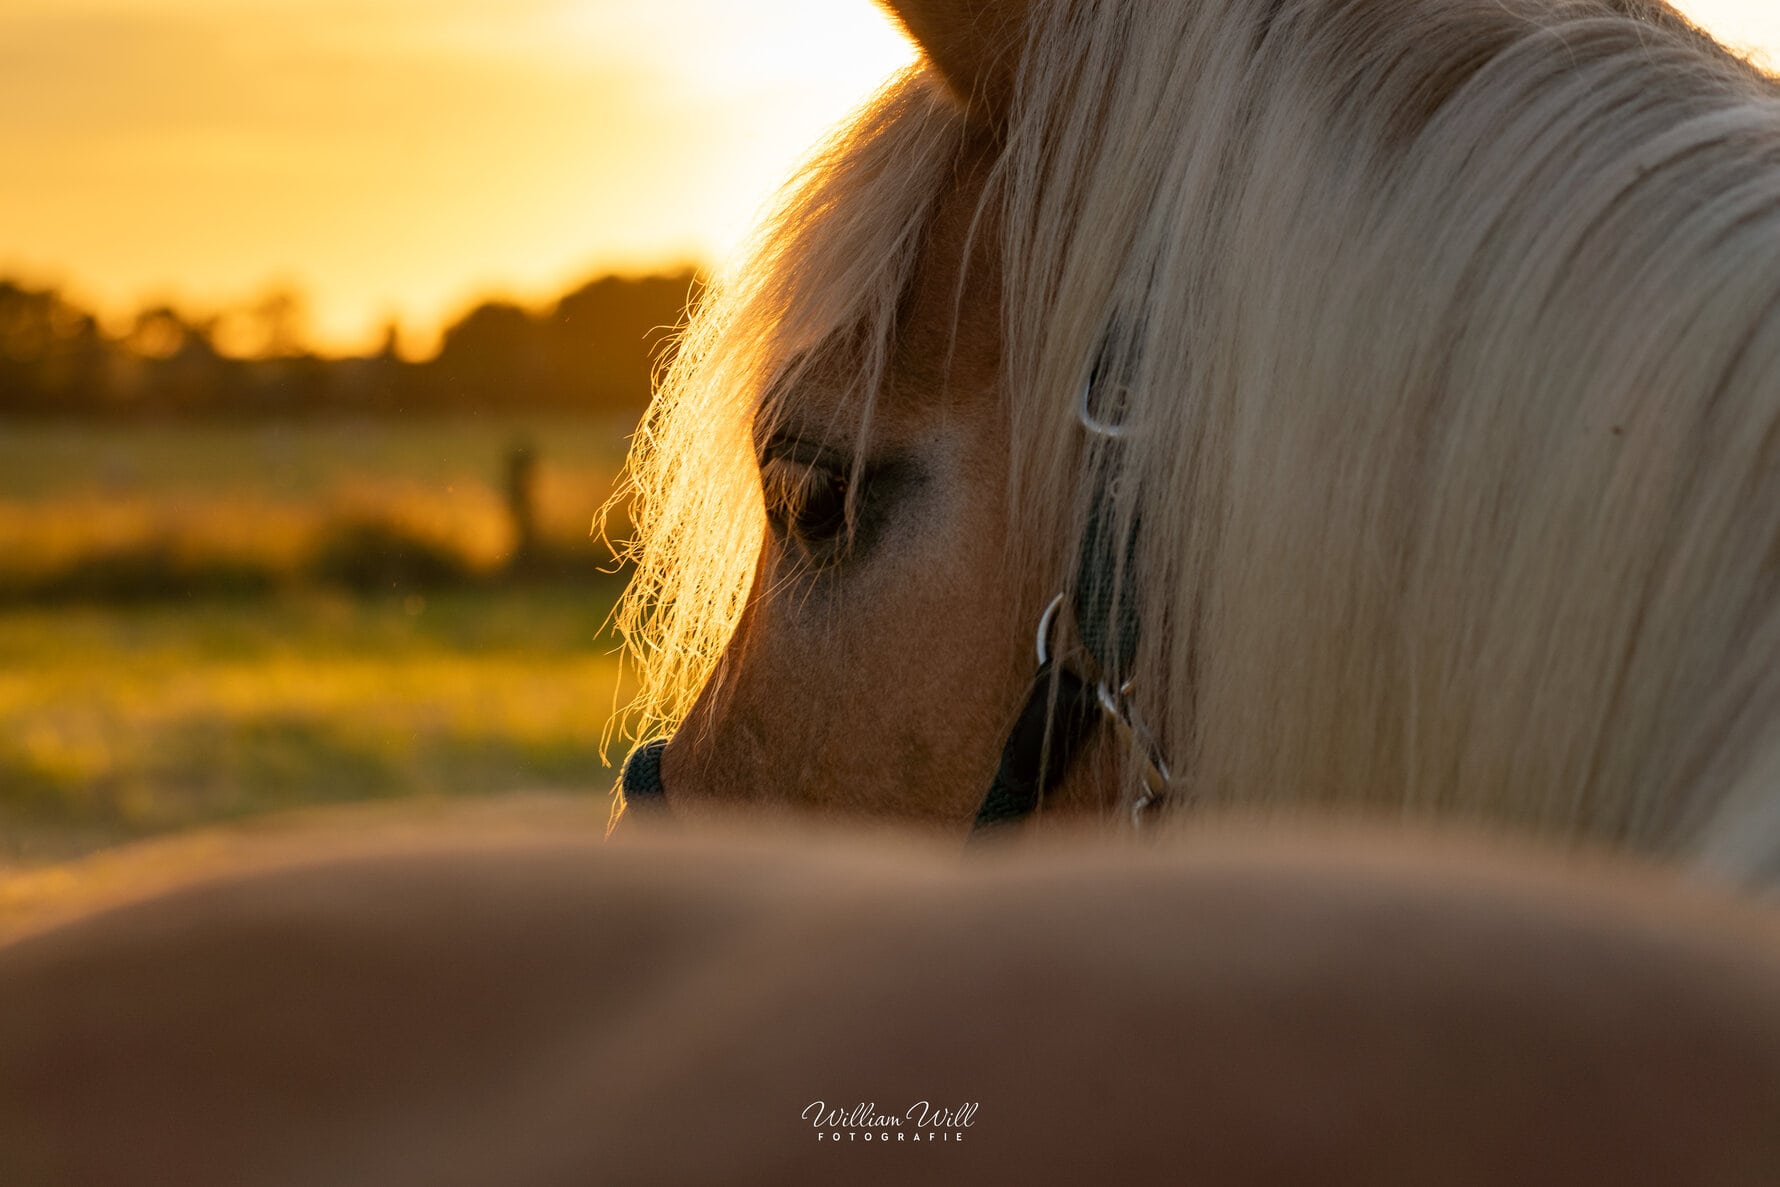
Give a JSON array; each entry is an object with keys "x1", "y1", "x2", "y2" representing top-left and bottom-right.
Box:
[{"x1": 761, "y1": 456, "x2": 850, "y2": 552}]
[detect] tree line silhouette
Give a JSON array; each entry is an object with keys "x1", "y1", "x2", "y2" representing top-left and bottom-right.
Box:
[{"x1": 0, "y1": 270, "x2": 702, "y2": 418}]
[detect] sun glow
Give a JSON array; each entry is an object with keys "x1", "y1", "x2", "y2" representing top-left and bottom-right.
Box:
[
  {"x1": 0, "y1": 1, "x2": 1772, "y2": 355},
  {"x1": 1678, "y1": 0, "x2": 1780, "y2": 71},
  {"x1": 0, "y1": 0, "x2": 915, "y2": 355}
]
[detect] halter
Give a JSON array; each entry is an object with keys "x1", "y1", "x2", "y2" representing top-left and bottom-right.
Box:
[
  {"x1": 619, "y1": 368, "x2": 1178, "y2": 835},
  {"x1": 966, "y1": 372, "x2": 1173, "y2": 836}
]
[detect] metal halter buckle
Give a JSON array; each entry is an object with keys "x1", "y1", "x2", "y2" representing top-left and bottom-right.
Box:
[
  {"x1": 1033, "y1": 589, "x2": 1173, "y2": 832},
  {"x1": 1092, "y1": 681, "x2": 1172, "y2": 829}
]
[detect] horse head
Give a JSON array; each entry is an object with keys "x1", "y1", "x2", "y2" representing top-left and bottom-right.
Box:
[{"x1": 613, "y1": 0, "x2": 1780, "y2": 886}]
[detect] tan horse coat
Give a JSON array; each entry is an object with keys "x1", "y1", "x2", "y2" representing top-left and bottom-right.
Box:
[{"x1": 2, "y1": 809, "x2": 1779, "y2": 1184}]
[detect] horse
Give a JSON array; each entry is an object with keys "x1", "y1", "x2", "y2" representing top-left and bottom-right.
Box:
[
  {"x1": 614, "y1": 0, "x2": 1780, "y2": 889},
  {"x1": 6, "y1": 1, "x2": 1780, "y2": 1181},
  {"x1": 3, "y1": 808, "x2": 1780, "y2": 1183}
]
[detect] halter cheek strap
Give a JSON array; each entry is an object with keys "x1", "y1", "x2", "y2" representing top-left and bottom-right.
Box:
[{"x1": 968, "y1": 366, "x2": 1176, "y2": 837}]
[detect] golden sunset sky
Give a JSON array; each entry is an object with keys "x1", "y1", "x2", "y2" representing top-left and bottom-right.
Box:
[{"x1": 3, "y1": 0, "x2": 1776, "y2": 356}]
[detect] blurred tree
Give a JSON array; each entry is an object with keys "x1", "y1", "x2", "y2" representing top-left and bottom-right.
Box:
[
  {"x1": 252, "y1": 288, "x2": 309, "y2": 360},
  {"x1": 124, "y1": 306, "x2": 194, "y2": 361},
  {"x1": 428, "y1": 300, "x2": 546, "y2": 410},
  {"x1": 544, "y1": 270, "x2": 702, "y2": 416},
  {"x1": 0, "y1": 283, "x2": 109, "y2": 412},
  {"x1": 0, "y1": 267, "x2": 703, "y2": 419}
]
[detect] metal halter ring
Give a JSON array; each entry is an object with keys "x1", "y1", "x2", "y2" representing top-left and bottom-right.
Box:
[
  {"x1": 1077, "y1": 376, "x2": 1133, "y2": 439},
  {"x1": 1034, "y1": 592, "x2": 1066, "y2": 666}
]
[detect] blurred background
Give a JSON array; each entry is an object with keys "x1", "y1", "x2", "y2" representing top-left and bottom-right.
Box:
[
  {"x1": 0, "y1": 0, "x2": 916, "y2": 866},
  {"x1": 0, "y1": 0, "x2": 1774, "y2": 868}
]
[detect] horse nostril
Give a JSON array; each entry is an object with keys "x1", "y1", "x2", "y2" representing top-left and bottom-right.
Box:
[{"x1": 621, "y1": 738, "x2": 670, "y2": 809}]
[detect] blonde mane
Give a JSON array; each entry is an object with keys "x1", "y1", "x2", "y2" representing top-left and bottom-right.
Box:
[{"x1": 611, "y1": 0, "x2": 1780, "y2": 886}]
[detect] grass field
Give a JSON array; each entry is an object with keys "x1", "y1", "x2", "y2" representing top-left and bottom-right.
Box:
[
  {"x1": 0, "y1": 416, "x2": 632, "y2": 501},
  {"x1": 0, "y1": 416, "x2": 636, "y2": 598},
  {"x1": 0, "y1": 416, "x2": 642, "y2": 868},
  {"x1": 0, "y1": 580, "x2": 629, "y2": 867}
]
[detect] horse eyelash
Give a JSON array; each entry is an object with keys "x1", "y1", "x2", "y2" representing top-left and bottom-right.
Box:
[{"x1": 760, "y1": 453, "x2": 854, "y2": 560}]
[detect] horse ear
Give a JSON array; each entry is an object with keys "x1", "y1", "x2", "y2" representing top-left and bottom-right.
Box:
[{"x1": 879, "y1": 0, "x2": 1029, "y2": 122}]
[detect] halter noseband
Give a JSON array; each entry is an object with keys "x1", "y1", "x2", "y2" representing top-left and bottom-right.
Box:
[{"x1": 620, "y1": 370, "x2": 1178, "y2": 835}]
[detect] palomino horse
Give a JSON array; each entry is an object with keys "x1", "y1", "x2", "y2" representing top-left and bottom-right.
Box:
[
  {"x1": 619, "y1": 0, "x2": 1780, "y2": 882},
  {"x1": 5, "y1": 1, "x2": 1780, "y2": 1182}
]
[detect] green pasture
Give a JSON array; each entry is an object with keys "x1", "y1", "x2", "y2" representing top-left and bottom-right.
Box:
[
  {"x1": 0, "y1": 415, "x2": 632, "y2": 501},
  {"x1": 0, "y1": 417, "x2": 642, "y2": 867},
  {"x1": 0, "y1": 416, "x2": 638, "y2": 600},
  {"x1": 0, "y1": 582, "x2": 629, "y2": 867}
]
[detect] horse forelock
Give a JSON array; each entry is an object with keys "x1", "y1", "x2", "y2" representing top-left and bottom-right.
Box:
[
  {"x1": 605, "y1": 70, "x2": 972, "y2": 764},
  {"x1": 617, "y1": 0, "x2": 1780, "y2": 885}
]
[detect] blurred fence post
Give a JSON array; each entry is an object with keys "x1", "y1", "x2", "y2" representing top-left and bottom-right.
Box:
[{"x1": 505, "y1": 440, "x2": 538, "y2": 574}]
